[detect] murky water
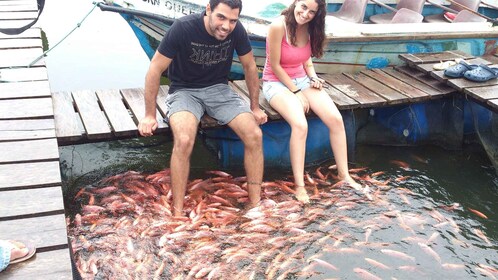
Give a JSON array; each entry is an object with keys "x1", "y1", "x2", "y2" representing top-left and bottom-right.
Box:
[{"x1": 61, "y1": 138, "x2": 497, "y2": 279}]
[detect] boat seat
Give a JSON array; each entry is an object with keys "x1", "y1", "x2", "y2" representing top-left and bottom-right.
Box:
[
  {"x1": 369, "y1": 0, "x2": 425, "y2": 24},
  {"x1": 424, "y1": 0, "x2": 481, "y2": 23},
  {"x1": 328, "y1": 0, "x2": 368, "y2": 23},
  {"x1": 452, "y1": 9, "x2": 487, "y2": 22},
  {"x1": 391, "y1": 8, "x2": 424, "y2": 23}
]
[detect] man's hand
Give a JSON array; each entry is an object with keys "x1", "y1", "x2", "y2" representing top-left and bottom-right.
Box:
[
  {"x1": 138, "y1": 116, "x2": 158, "y2": 137},
  {"x1": 252, "y1": 108, "x2": 268, "y2": 125}
]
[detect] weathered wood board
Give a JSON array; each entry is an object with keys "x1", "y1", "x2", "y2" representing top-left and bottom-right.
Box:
[{"x1": 0, "y1": 161, "x2": 61, "y2": 190}]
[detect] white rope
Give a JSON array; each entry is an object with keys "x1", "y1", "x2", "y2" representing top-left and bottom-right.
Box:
[{"x1": 0, "y1": 2, "x2": 99, "y2": 82}]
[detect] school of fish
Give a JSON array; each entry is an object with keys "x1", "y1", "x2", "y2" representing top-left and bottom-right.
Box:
[{"x1": 67, "y1": 160, "x2": 497, "y2": 279}]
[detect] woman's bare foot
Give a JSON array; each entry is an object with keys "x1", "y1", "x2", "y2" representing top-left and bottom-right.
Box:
[
  {"x1": 341, "y1": 176, "x2": 362, "y2": 191},
  {"x1": 10, "y1": 241, "x2": 29, "y2": 261},
  {"x1": 295, "y1": 186, "x2": 310, "y2": 203}
]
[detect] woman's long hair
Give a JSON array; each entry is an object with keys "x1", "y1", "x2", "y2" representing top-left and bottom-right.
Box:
[{"x1": 281, "y1": 0, "x2": 326, "y2": 58}]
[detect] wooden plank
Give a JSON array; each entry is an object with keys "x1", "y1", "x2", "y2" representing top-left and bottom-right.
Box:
[
  {"x1": 488, "y1": 99, "x2": 498, "y2": 111},
  {"x1": 0, "y1": 38, "x2": 41, "y2": 49},
  {"x1": 448, "y1": 75, "x2": 498, "y2": 90},
  {"x1": 72, "y1": 90, "x2": 112, "y2": 139},
  {"x1": 362, "y1": 69, "x2": 430, "y2": 101},
  {"x1": 0, "y1": 214, "x2": 69, "y2": 250},
  {"x1": 0, "y1": 161, "x2": 61, "y2": 189},
  {"x1": 344, "y1": 71, "x2": 409, "y2": 104},
  {"x1": 0, "y1": 5, "x2": 37, "y2": 12},
  {"x1": 381, "y1": 68, "x2": 448, "y2": 98},
  {"x1": 394, "y1": 65, "x2": 455, "y2": 94},
  {"x1": 398, "y1": 50, "x2": 473, "y2": 65},
  {"x1": 0, "y1": 187, "x2": 64, "y2": 218},
  {"x1": 324, "y1": 85, "x2": 359, "y2": 110},
  {"x1": 0, "y1": 19, "x2": 36, "y2": 28},
  {"x1": 393, "y1": 65, "x2": 426, "y2": 79},
  {"x1": 0, "y1": 27, "x2": 40, "y2": 39},
  {"x1": 0, "y1": 97, "x2": 53, "y2": 119},
  {"x1": 322, "y1": 73, "x2": 386, "y2": 107},
  {"x1": 0, "y1": 119, "x2": 54, "y2": 131},
  {"x1": 481, "y1": 54, "x2": 498, "y2": 64},
  {"x1": 0, "y1": 47, "x2": 44, "y2": 68},
  {"x1": 0, "y1": 67, "x2": 47, "y2": 82},
  {"x1": 464, "y1": 85, "x2": 498, "y2": 103},
  {"x1": 0, "y1": 138, "x2": 59, "y2": 164},
  {"x1": 52, "y1": 91, "x2": 82, "y2": 142},
  {"x1": 120, "y1": 88, "x2": 168, "y2": 129},
  {"x1": 0, "y1": 80, "x2": 50, "y2": 99},
  {"x1": 0, "y1": 11, "x2": 37, "y2": 20},
  {"x1": 96, "y1": 89, "x2": 137, "y2": 136},
  {"x1": 0, "y1": 127, "x2": 54, "y2": 141},
  {"x1": 1, "y1": 249, "x2": 73, "y2": 280},
  {"x1": 414, "y1": 57, "x2": 491, "y2": 74}
]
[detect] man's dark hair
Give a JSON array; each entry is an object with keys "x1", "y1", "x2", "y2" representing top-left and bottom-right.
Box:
[{"x1": 209, "y1": 0, "x2": 243, "y2": 13}]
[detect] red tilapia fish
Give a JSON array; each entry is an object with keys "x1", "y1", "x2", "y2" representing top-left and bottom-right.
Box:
[{"x1": 67, "y1": 164, "x2": 493, "y2": 279}]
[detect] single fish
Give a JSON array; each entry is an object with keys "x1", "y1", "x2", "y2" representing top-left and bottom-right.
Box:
[
  {"x1": 364, "y1": 258, "x2": 391, "y2": 270},
  {"x1": 381, "y1": 249, "x2": 415, "y2": 262},
  {"x1": 353, "y1": 267, "x2": 382, "y2": 280},
  {"x1": 468, "y1": 207, "x2": 488, "y2": 219},
  {"x1": 417, "y1": 242, "x2": 441, "y2": 264},
  {"x1": 310, "y1": 258, "x2": 338, "y2": 271}
]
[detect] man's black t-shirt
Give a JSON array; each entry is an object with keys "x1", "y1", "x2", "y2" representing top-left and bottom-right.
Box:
[{"x1": 158, "y1": 12, "x2": 252, "y2": 94}]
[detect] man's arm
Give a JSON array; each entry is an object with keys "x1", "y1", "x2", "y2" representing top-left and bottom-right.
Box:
[
  {"x1": 138, "y1": 51, "x2": 172, "y2": 136},
  {"x1": 239, "y1": 51, "x2": 267, "y2": 125}
]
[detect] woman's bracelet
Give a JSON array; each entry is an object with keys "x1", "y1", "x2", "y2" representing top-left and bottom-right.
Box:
[{"x1": 292, "y1": 88, "x2": 301, "y2": 94}]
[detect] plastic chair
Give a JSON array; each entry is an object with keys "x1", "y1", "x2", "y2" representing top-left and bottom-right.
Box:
[
  {"x1": 391, "y1": 8, "x2": 425, "y2": 23},
  {"x1": 452, "y1": 9, "x2": 487, "y2": 22},
  {"x1": 329, "y1": 0, "x2": 368, "y2": 23},
  {"x1": 369, "y1": 0, "x2": 426, "y2": 24},
  {"x1": 425, "y1": 0, "x2": 481, "y2": 23}
]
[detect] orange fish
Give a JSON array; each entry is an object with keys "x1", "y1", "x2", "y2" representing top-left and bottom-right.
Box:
[
  {"x1": 389, "y1": 159, "x2": 410, "y2": 170},
  {"x1": 468, "y1": 207, "x2": 488, "y2": 219}
]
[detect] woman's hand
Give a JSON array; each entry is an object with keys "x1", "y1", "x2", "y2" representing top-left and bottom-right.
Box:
[
  {"x1": 310, "y1": 77, "x2": 326, "y2": 89},
  {"x1": 296, "y1": 92, "x2": 309, "y2": 113}
]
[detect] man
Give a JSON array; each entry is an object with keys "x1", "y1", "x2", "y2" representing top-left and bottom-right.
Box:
[{"x1": 138, "y1": 0, "x2": 267, "y2": 216}]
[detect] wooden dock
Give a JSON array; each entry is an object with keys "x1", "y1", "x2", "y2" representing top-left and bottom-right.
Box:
[
  {"x1": 51, "y1": 60, "x2": 458, "y2": 145},
  {"x1": 399, "y1": 50, "x2": 498, "y2": 111},
  {"x1": 0, "y1": 0, "x2": 73, "y2": 279}
]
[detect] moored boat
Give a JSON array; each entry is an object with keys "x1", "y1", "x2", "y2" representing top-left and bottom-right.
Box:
[{"x1": 98, "y1": 0, "x2": 498, "y2": 78}]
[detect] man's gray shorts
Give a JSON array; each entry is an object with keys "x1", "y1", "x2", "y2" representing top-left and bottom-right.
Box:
[{"x1": 165, "y1": 83, "x2": 251, "y2": 125}]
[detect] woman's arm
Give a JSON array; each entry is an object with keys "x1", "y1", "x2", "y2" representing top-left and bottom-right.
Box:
[{"x1": 303, "y1": 57, "x2": 325, "y2": 88}]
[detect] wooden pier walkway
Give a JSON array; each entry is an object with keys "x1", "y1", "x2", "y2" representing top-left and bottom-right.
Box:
[
  {"x1": 51, "y1": 59, "x2": 458, "y2": 145},
  {"x1": 399, "y1": 50, "x2": 498, "y2": 111},
  {"x1": 0, "y1": 0, "x2": 73, "y2": 279}
]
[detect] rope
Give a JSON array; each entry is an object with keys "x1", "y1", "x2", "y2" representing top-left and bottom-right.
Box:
[
  {"x1": 28, "y1": 2, "x2": 100, "y2": 68},
  {"x1": 0, "y1": 2, "x2": 99, "y2": 82}
]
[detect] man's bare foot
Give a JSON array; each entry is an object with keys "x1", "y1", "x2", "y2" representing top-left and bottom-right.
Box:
[{"x1": 295, "y1": 186, "x2": 310, "y2": 203}]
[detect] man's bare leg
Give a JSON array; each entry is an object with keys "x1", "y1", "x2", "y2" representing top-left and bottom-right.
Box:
[
  {"x1": 227, "y1": 113, "x2": 263, "y2": 208},
  {"x1": 169, "y1": 112, "x2": 199, "y2": 216}
]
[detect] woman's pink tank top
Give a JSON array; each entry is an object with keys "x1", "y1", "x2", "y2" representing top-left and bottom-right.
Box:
[{"x1": 262, "y1": 26, "x2": 311, "y2": 82}]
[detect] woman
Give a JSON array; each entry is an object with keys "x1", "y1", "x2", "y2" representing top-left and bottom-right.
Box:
[{"x1": 262, "y1": 0, "x2": 361, "y2": 202}]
